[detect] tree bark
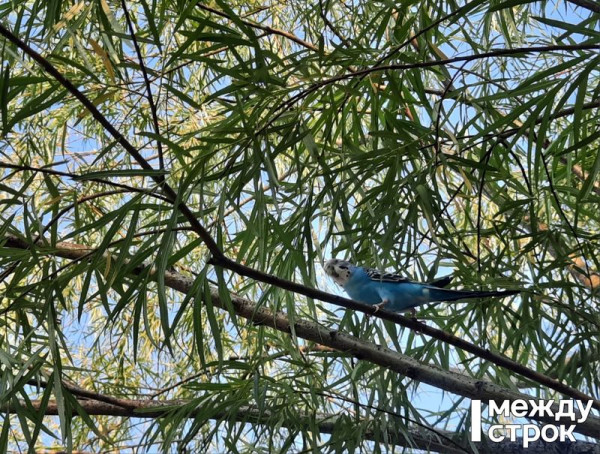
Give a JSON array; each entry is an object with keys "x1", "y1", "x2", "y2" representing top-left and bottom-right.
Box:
[
  {"x1": 3, "y1": 235, "x2": 600, "y2": 438},
  {"x1": 2, "y1": 399, "x2": 598, "y2": 454}
]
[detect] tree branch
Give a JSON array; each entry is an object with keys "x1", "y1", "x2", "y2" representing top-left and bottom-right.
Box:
[
  {"x1": 566, "y1": 0, "x2": 600, "y2": 13},
  {"x1": 260, "y1": 44, "x2": 600, "y2": 133},
  {"x1": 120, "y1": 0, "x2": 165, "y2": 171},
  {"x1": 0, "y1": 162, "x2": 170, "y2": 202},
  {"x1": 319, "y1": 0, "x2": 352, "y2": 48},
  {"x1": 425, "y1": 85, "x2": 600, "y2": 291},
  {"x1": 3, "y1": 398, "x2": 598, "y2": 453},
  {"x1": 3, "y1": 235, "x2": 600, "y2": 438}
]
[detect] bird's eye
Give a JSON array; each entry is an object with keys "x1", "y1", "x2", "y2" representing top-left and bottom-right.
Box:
[{"x1": 339, "y1": 266, "x2": 347, "y2": 270}]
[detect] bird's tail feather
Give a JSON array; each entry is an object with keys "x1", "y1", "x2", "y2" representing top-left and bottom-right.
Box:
[{"x1": 427, "y1": 287, "x2": 519, "y2": 302}]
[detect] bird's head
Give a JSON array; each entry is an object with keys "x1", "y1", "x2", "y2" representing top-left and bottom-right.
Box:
[{"x1": 324, "y1": 259, "x2": 355, "y2": 286}]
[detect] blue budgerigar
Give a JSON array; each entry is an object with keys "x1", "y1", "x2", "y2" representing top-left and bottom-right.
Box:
[{"x1": 324, "y1": 259, "x2": 519, "y2": 313}]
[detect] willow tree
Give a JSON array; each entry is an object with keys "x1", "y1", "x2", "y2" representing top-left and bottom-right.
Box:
[{"x1": 1, "y1": 0, "x2": 599, "y2": 452}]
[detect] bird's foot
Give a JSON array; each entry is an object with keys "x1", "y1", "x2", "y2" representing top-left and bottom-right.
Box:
[{"x1": 373, "y1": 299, "x2": 390, "y2": 315}]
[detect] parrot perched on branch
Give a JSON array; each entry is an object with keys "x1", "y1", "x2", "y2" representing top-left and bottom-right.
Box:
[{"x1": 324, "y1": 259, "x2": 519, "y2": 312}]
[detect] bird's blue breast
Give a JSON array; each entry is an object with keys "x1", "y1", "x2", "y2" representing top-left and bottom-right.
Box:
[{"x1": 343, "y1": 276, "x2": 382, "y2": 305}]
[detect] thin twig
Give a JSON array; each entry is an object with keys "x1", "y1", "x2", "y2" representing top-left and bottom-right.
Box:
[
  {"x1": 196, "y1": 3, "x2": 318, "y2": 52},
  {"x1": 121, "y1": 0, "x2": 165, "y2": 171},
  {"x1": 566, "y1": 0, "x2": 600, "y2": 13},
  {"x1": 259, "y1": 44, "x2": 600, "y2": 134},
  {"x1": 319, "y1": 0, "x2": 352, "y2": 48},
  {"x1": 0, "y1": 162, "x2": 168, "y2": 201},
  {"x1": 476, "y1": 145, "x2": 495, "y2": 274}
]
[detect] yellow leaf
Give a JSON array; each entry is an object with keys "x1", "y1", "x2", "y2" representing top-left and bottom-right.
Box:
[
  {"x1": 43, "y1": 194, "x2": 64, "y2": 207},
  {"x1": 104, "y1": 252, "x2": 111, "y2": 279},
  {"x1": 64, "y1": 2, "x2": 85, "y2": 21},
  {"x1": 53, "y1": 2, "x2": 85, "y2": 31},
  {"x1": 100, "y1": 0, "x2": 111, "y2": 15},
  {"x1": 89, "y1": 38, "x2": 115, "y2": 83},
  {"x1": 77, "y1": 91, "x2": 115, "y2": 119}
]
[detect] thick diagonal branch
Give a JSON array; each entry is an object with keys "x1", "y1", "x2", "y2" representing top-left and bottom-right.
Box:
[
  {"x1": 0, "y1": 23, "x2": 222, "y2": 258},
  {"x1": 3, "y1": 236, "x2": 600, "y2": 437}
]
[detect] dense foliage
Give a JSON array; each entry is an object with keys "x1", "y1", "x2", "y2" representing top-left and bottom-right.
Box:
[{"x1": 0, "y1": 0, "x2": 599, "y2": 451}]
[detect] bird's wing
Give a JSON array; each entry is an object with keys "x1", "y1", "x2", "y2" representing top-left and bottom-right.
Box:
[
  {"x1": 364, "y1": 267, "x2": 411, "y2": 283},
  {"x1": 428, "y1": 276, "x2": 453, "y2": 288}
]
